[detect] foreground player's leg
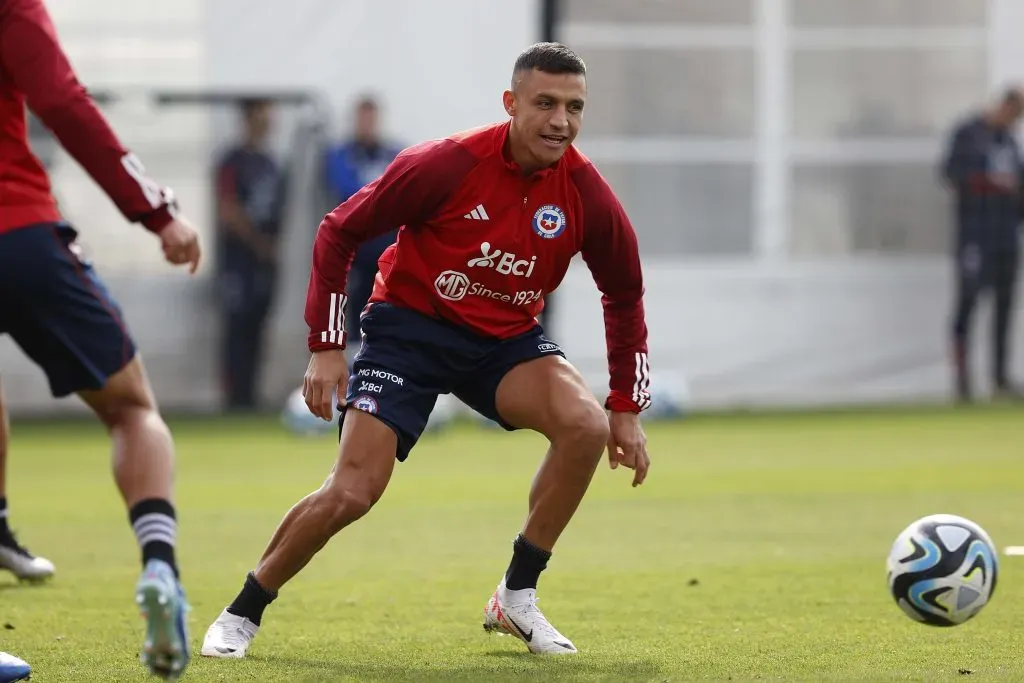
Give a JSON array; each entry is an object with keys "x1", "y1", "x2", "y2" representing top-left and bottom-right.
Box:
[
  {"x1": 0, "y1": 378, "x2": 55, "y2": 582},
  {"x1": 483, "y1": 356, "x2": 609, "y2": 654},
  {"x1": 79, "y1": 358, "x2": 189, "y2": 679},
  {"x1": 202, "y1": 409, "x2": 397, "y2": 658}
]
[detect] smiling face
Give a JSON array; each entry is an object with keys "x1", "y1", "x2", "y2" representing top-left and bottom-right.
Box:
[
  {"x1": 504, "y1": 68, "x2": 586, "y2": 174},
  {"x1": 501, "y1": 43, "x2": 587, "y2": 175}
]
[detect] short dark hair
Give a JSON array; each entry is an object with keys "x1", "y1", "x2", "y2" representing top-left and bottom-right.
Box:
[
  {"x1": 1002, "y1": 87, "x2": 1024, "y2": 108},
  {"x1": 240, "y1": 97, "x2": 271, "y2": 118},
  {"x1": 512, "y1": 42, "x2": 586, "y2": 87},
  {"x1": 355, "y1": 94, "x2": 379, "y2": 112}
]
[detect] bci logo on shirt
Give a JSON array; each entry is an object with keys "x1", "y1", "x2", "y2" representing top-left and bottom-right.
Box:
[{"x1": 466, "y1": 242, "x2": 536, "y2": 277}]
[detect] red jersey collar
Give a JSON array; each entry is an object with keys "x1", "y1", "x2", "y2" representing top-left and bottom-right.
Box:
[{"x1": 497, "y1": 120, "x2": 560, "y2": 179}]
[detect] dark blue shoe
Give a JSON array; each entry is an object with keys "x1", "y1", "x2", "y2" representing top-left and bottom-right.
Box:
[
  {"x1": 135, "y1": 560, "x2": 190, "y2": 680},
  {"x1": 0, "y1": 652, "x2": 31, "y2": 682}
]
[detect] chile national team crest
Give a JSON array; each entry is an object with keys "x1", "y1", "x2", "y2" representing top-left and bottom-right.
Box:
[{"x1": 532, "y1": 204, "x2": 567, "y2": 239}]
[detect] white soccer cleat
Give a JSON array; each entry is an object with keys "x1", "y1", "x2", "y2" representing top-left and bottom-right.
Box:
[
  {"x1": 483, "y1": 577, "x2": 578, "y2": 655},
  {"x1": 200, "y1": 609, "x2": 259, "y2": 659},
  {"x1": 0, "y1": 535, "x2": 55, "y2": 582}
]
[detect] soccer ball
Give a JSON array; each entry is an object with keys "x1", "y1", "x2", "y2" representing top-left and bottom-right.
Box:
[{"x1": 886, "y1": 514, "x2": 998, "y2": 626}]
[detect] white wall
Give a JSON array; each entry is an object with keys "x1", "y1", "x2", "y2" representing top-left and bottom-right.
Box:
[
  {"x1": 553, "y1": 258, "x2": 1024, "y2": 410},
  {"x1": 205, "y1": 0, "x2": 539, "y2": 144}
]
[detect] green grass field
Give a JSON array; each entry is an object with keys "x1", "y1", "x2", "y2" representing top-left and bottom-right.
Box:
[{"x1": 2, "y1": 405, "x2": 1023, "y2": 682}]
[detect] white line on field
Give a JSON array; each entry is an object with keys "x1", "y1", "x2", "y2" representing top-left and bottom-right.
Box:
[{"x1": 1003, "y1": 546, "x2": 1024, "y2": 556}]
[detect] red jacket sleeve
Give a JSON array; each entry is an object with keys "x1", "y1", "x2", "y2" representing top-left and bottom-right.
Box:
[
  {"x1": 574, "y1": 163, "x2": 651, "y2": 413},
  {"x1": 0, "y1": 0, "x2": 177, "y2": 232},
  {"x1": 306, "y1": 139, "x2": 475, "y2": 351}
]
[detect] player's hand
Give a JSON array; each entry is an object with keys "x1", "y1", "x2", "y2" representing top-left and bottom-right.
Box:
[
  {"x1": 606, "y1": 410, "x2": 649, "y2": 487},
  {"x1": 159, "y1": 216, "x2": 202, "y2": 274},
  {"x1": 303, "y1": 349, "x2": 349, "y2": 421},
  {"x1": 990, "y1": 172, "x2": 1019, "y2": 192}
]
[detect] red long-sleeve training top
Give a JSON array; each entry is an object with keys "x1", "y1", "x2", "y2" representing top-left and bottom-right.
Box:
[
  {"x1": 306, "y1": 121, "x2": 651, "y2": 413},
  {"x1": 0, "y1": 0, "x2": 176, "y2": 235}
]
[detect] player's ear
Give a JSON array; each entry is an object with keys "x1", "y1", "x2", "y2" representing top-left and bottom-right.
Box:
[{"x1": 502, "y1": 90, "x2": 515, "y2": 117}]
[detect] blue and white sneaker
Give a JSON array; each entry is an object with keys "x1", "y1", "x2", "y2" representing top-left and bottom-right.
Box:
[
  {"x1": 0, "y1": 652, "x2": 31, "y2": 682},
  {"x1": 135, "y1": 560, "x2": 190, "y2": 679}
]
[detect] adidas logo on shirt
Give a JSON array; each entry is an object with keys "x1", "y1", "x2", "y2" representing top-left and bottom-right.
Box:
[{"x1": 464, "y1": 204, "x2": 490, "y2": 220}]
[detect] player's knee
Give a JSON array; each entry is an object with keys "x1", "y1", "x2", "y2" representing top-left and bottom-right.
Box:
[
  {"x1": 552, "y1": 400, "x2": 609, "y2": 455},
  {"x1": 89, "y1": 390, "x2": 160, "y2": 432},
  {"x1": 81, "y1": 358, "x2": 161, "y2": 431},
  {"x1": 319, "y1": 485, "x2": 377, "y2": 530}
]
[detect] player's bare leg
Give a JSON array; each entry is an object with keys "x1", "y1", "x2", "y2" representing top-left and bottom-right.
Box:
[
  {"x1": 482, "y1": 355, "x2": 609, "y2": 654},
  {"x1": 0, "y1": 377, "x2": 55, "y2": 582},
  {"x1": 201, "y1": 409, "x2": 397, "y2": 658},
  {"x1": 79, "y1": 357, "x2": 188, "y2": 679}
]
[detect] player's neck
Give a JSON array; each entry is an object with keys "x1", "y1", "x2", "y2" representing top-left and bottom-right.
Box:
[{"x1": 505, "y1": 131, "x2": 547, "y2": 176}]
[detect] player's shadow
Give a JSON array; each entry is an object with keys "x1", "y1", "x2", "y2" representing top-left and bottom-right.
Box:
[
  {"x1": 0, "y1": 581, "x2": 29, "y2": 592},
  {"x1": 249, "y1": 652, "x2": 660, "y2": 682}
]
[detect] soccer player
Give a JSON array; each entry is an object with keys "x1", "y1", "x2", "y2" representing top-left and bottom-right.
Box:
[
  {"x1": 0, "y1": 380, "x2": 55, "y2": 582},
  {"x1": 941, "y1": 87, "x2": 1024, "y2": 401},
  {"x1": 201, "y1": 42, "x2": 651, "y2": 658},
  {"x1": 0, "y1": 0, "x2": 200, "y2": 677}
]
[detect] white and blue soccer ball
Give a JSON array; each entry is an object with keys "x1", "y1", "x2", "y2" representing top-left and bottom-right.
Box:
[
  {"x1": 280, "y1": 387, "x2": 339, "y2": 436},
  {"x1": 886, "y1": 514, "x2": 998, "y2": 627},
  {"x1": 424, "y1": 393, "x2": 461, "y2": 434}
]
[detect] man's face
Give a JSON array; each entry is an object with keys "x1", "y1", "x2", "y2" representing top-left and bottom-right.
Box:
[
  {"x1": 247, "y1": 103, "x2": 273, "y2": 141},
  {"x1": 355, "y1": 104, "x2": 379, "y2": 143},
  {"x1": 503, "y1": 68, "x2": 586, "y2": 168},
  {"x1": 1005, "y1": 100, "x2": 1024, "y2": 128}
]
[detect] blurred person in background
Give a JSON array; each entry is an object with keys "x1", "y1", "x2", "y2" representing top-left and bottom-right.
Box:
[
  {"x1": 323, "y1": 96, "x2": 403, "y2": 347},
  {"x1": 941, "y1": 87, "x2": 1024, "y2": 402},
  {"x1": 215, "y1": 98, "x2": 288, "y2": 411}
]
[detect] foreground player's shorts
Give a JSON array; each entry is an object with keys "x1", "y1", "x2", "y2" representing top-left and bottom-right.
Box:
[
  {"x1": 0, "y1": 222, "x2": 136, "y2": 397},
  {"x1": 342, "y1": 302, "x2": 565, "y2": 461}
]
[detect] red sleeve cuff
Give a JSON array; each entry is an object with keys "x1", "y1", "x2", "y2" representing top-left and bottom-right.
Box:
[
  {"x1": 140, "y1": 205, "x2": 175, "y2": 234},
  {"x1": 308, "y1": 332, "x2": 347, "y2": 353},
  {"x1": 605, "y1": 391, "x2": 646, "y2": 414}
]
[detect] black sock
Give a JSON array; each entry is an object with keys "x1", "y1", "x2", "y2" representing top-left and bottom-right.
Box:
[
  {"x1": 504, "y1": 533, "x2": 551, "y2": 591},
  {"x1": 227, "y1": 571, "x2": 278, "y2": 626},
  {"x1": 129, "y1": 498, "x2": 179, "y2": 578},
  {"x1": 0, "y1": 497, "x2": 9, "y2": 536}
]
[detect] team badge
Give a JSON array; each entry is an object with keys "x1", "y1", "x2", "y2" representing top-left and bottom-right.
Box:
[
  {"x1": 532, "y1": 204, "x2": 567, "y2": 239},
  {"x1": 352, "y1": 395, "x2": 379, "y2": 414}
]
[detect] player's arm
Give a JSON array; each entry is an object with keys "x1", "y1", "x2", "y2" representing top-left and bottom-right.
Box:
[
  {"x1": 0, "y1": 0, "x2": 177, "y2": 232},
  {"x1": 302, "y1": 140, "x2": 474, "y2": 420},
  {"x1": 576, "y1": 165, "x2": 651, "y2": 414},
  {"x1": 305, "y1": 140, "x2": 472, "y2": 352},
  {"x1": 576, "y1": 163, "x2": 651, "y2": 486}
]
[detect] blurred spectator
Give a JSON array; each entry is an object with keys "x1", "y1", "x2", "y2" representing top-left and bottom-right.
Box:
[
  {"x1": 214, "y1": 98, "x2": 287, "y2": 411},
  {"x1": 940, "y1": 87, "x2": 1024, "y2": 402},
  {"x1": 323, "y1": 96, "x2": 403, "y2": 345}
]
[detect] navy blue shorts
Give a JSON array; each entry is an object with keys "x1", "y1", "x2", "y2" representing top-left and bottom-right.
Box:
[
  {"x1": 342, "y1": 303, "x2": 565, "y2": 461},
  {"x1": 0, "y1": 223, "x2": 136, "y2": 397}
]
